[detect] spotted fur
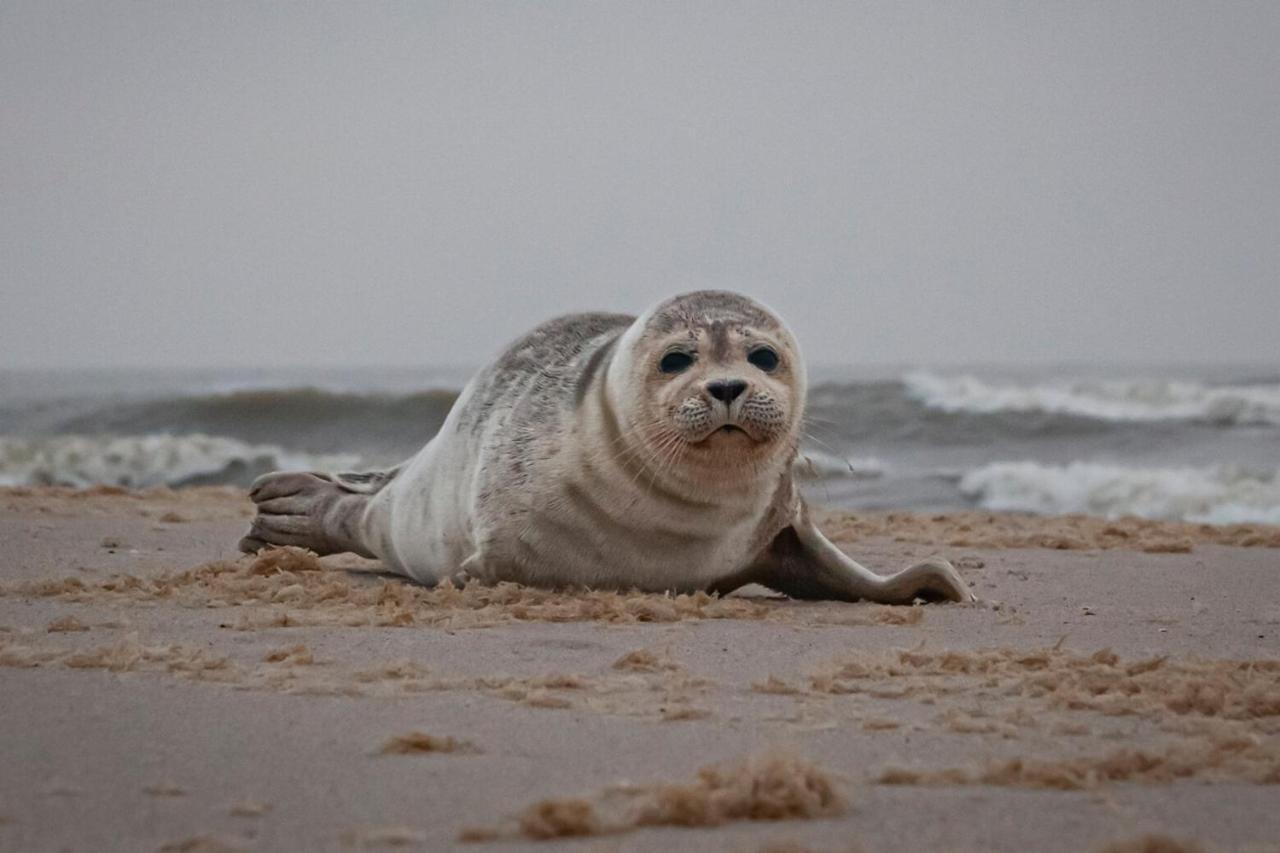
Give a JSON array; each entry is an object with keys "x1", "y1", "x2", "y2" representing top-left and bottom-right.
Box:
[{"x1": 239, "y1": 291, "x2": 973, "y2": 604}]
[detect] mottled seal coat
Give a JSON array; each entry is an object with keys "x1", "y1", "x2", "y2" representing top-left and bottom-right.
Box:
[{"x1": 239, "y1": 291, "x2": 971, "y2": 604}]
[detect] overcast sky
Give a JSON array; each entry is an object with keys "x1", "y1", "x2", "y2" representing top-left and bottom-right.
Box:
[{"x1": 2, "y1": 2, "x2": 1277, "y2": 370}]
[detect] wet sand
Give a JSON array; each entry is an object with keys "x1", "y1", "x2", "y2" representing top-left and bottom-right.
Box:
[{"x1": 1, "y1": 487, "x2": 1278, "y2": 852}]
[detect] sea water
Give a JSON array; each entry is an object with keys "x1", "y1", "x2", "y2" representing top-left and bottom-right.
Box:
[{"x1": 1, "y1": 364, "x2": 1277, "y2": 523}]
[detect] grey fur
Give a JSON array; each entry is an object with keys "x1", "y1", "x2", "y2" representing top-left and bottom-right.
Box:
[{"x1": 238, "y1": 291, "x2": 973, "y2": 604}]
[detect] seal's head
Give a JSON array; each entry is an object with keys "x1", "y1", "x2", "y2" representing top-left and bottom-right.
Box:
[{"x1": 607, "y1": 290, "x2": 805, "y2": 488}]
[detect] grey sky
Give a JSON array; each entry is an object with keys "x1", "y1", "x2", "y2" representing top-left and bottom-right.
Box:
[{"x1": 2, "y1": 1, "x2": 1277, "y2": 369}]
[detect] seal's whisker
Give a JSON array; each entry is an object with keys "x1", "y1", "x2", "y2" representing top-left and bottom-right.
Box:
[
  {"x1": 801, "y1": 419, "x2": 846, "y2": 444},
  {"x1": 618, "y1": 427, "x2": 673, "y2": 494},
  {"x1": 635, "y1": 430, "x2": 682, "y2": 494},
  {"x1": 599, "y1": 417, "x2": 668, "y2": 475},
  {"x1": 799, "y1": 430, "x2": 859, "y2": 476},
  {"x1": 643, "y1": 431, "x2": 686, "y2": 494}
]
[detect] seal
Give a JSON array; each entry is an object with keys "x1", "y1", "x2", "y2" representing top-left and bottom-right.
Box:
[{"x1": 238, "y1": 291, "x2": 972, "y2": 604}]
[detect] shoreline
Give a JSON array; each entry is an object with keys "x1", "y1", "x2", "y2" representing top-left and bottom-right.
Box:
[{"x1": 7, "y1": 483, "x2": 1279, "y2": 548}]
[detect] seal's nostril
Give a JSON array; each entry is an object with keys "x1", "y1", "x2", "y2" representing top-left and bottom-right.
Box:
[{"x1": 706, "y1": 379, "x2": 748, "y2": 403}]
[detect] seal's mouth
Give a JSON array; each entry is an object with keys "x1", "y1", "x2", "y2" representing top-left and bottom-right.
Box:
[{"x1": 688, "y1": 421, "x2": 762, "y2": 446}]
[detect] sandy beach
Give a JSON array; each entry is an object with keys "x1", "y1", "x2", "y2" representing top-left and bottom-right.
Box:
[{"x1": 1, "y1": 486, "x2": 1278, "y2": 853}]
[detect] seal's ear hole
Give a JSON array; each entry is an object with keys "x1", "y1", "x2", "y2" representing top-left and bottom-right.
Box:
[
  {"x1": 659, "y1": 351, "x2": 695, "y2": 374},
  {"x1": 748, "y1": 346, "x2": 780, "y2": 372}
]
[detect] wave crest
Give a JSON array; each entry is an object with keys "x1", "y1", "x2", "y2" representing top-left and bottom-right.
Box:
[
  {"x1": 905, "y1": 371, "x2": 1280, "y2": 426},
  {"x1": 959, "y1": 460, "x2": 1280, "y2": 524},
  {"x1": 50, "y1": 387, "x2": 459, "y2": 462},
  {"x1": 0, "y1": 434, "x2": 359, "y2": 489}
]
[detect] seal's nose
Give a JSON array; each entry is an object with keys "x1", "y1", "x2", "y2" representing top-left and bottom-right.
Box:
[{"x1": 706, "y1": 379, "x2": 748, "y2": 403}]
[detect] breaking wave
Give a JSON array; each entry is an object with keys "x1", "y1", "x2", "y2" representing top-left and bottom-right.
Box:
[
  {"x1": 51, "y1": 387, "x2": 459, "y2": 459},
  {"x1": 905, "y1": 371, "x2": 1280, "y2": 426},
  {"x1": 959, "y1": 460, "x2": 1280, "y2": 525},
  {"x1": 0, "y1": 434, "x2": 359, "y2": 489}
]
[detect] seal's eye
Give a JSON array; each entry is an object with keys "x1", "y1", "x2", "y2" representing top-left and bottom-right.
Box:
[
  {"x1": 747, "y1": 346, "x2": 779, "y2": 372},
  {"x1": 659, "y1": 351, "x2": 694, "y2": 374}
]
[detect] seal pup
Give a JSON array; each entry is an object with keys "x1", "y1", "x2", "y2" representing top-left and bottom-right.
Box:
[{"x1": 238, "y1": 291, "x2": 972, "y2": 604}]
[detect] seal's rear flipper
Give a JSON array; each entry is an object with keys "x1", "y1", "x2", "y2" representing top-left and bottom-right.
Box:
[
  {"x1": 737, "y1": 505, "x2": 974, "y2": 604},
  {"x1": 238, "y1": 469, "x2": 392, "y2": 557},
  {"x1": 330, "y1": 466, "x2": 402, "y2": 495}
]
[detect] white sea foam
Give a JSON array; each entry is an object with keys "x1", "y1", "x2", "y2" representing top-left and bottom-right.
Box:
[
  {"x1": 959, "y1": 460, "x2": 1280, "y2": 524},
  {"x1": 904, "y1": 371, "x2": 1280, "y2": 425},
  {"x1": 0, "y1": 434, "x2": 359, "y2": 489}
]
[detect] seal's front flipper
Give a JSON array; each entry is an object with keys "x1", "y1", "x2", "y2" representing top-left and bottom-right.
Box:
[
  {"x1": 238, "y1": 471, "x2": 379, "y2": 557},
  {"x1": 747, "y1": 506, "x2": 974, "y2": 604}
]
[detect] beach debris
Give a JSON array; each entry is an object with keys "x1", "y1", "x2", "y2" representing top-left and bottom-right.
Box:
[
  {"x1": 157, "y1": 836, "x2": 247, "y2": 853},
  {"x1": 612, "y1": 648, "x2": 681, "y2": 672},
  {"x1": 263, "y1": 643, "x2": 313, "y2": 665},
  {"x1": 46, "y1": 615, "x2": 89, "y2": 632},
  {"x1": 815, "y1": 509, "x2": 1280, "y2": 552},
  {"x1": 12, "y1": 558, "x2": 772, "y2": 629},
  {"x1": 460, "y1": 752, "x2": 844, "y2": 841},
  {"x1": 659, "y1": 705, "x2": 712, "y2": 721},
  {"x1": 861, "y1": 718, "x2": 901, "y2": 731},
  {"x1": 143, "y1": 781, "x2": 186, "y2": 796},
  {"x1": 877, "y1": 734, "x2": 1280, "y2": 788},
  {"x1": 339, "y1": 825, "x2": 428, "y2": 847},
  {"x1": 228, "y1": 801, "x2": 271, "y2": 817},
  {"x1": 378, "y1": 732, "x2": 479, "y2": 755},
  {"x1": 353, "y1": 660, "x2": 428, "y2": 682},
  {"x1": 1094, "y1": 835, "x2": 1207, "y2": 853},
  {"x1": 523, "y1": 689, "x2": 572, "y2": 709},
  {"x1": 752, "y1": 675, "x2": 803, "y2": 695}
]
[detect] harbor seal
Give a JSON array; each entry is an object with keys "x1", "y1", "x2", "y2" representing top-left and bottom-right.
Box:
[{"x1": 238, "y1": 291, "x2": 972, "y2": 604}]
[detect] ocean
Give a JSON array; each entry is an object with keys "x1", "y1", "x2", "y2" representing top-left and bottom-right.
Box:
[{"x1": 2, "y1": 364, "x2": 1278, "y2": 524}]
